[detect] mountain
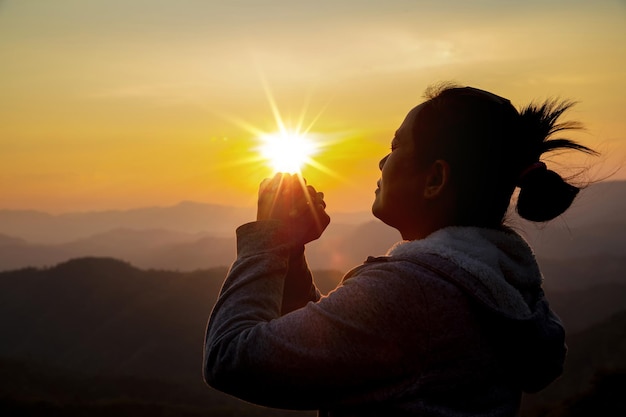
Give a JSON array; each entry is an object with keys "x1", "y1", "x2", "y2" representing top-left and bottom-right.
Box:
[
  {"x1": 0, "y1": 257, "x2": 342, "y2": 381},
  {"x1": 1, "y1": 257, "x2": 625, "y2": 416},
  {"x1": 0, "y1": 181, "x2": 624, "y2": 277},
  {"x1": 507, "y1": 181, "x2": 626, "y2": 259},
  {"x1": 0, "y1": 217, "x2": 400, "y2": 273},
  {"x1": 546, "y1": 283, "x2": 626, "y2": 332},
  {"x1": 305, "y1": 220, "x2": 401, "y2": 270},
  {"x1": 539, "y1": 256, "x2": 626, "y2": 291},
  {"x1": 1, "y1": 225, "x2": 624, "y2": 294},
  {"x1": 0, "y1": 201, "x2": 375, "y2": 246},
  {"x1": 0, "y1": 222, "x2": 390, "y2": 272},
  {"x1": 0, "y1": 233, "x2": 27, "y2": 246},
  {"x1": 547, "y1": 180, "x2": 626, "y2": 228},
  {"x1": 0, "y1": 257, "x2": 331, "y2": 416},
  {"x1": 1, "y1": 181, "x2": 622, "y2": 415},
  {"x1": 0, "y1": 357, "x2": 314, "y2": 417},
  {"x1": 0, "y1": 228, "x2": 230, "y2": 272},
  {"x1": 0, "y1": 258, "x2": 224, "y2": 382},
  {"x1": 0, "y1": 201, "x2": 255, "y2": 244}
]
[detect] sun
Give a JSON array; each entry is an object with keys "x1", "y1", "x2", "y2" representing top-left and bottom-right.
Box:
[
  {"x1": 215, "y1": 73, "x2": 342, "y2": 180},
  {"x1": 258, "y1": 129, "x2": 319, "y2": 174}
]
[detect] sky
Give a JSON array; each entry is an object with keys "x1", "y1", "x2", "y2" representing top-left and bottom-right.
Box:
[{"x1": 1, "y1": 0, "x2": 625, "y2": 214}]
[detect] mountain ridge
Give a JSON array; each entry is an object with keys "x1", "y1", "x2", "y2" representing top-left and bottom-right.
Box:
[
  {"x1": 0, "y1": 180, "x2": 624, "y2": 277},
  {"x1": 0, "y1": 201, "x2": 376, "y2": 245}
]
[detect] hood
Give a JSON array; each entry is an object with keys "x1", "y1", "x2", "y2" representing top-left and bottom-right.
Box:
[
  {"x1": 387, "y1": 226, "x2": 543, "y2": 320},
  {"x1": 385, "y1": 226, "x2": 566, "y2": 393}
]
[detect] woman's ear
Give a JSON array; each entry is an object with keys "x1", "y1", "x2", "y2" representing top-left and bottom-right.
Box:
[{"x1": 423, "y1": 159, "x2": 450, "y2": 200}]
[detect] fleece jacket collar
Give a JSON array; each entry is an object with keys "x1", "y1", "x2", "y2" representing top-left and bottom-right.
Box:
[{"x1": 386, "y1": 226, "x2": 543, "y2": 319}]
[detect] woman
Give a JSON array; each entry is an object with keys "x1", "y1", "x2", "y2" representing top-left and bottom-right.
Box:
[{"x1": 203, "y1": 84, "x2": 596, "y2": 416}]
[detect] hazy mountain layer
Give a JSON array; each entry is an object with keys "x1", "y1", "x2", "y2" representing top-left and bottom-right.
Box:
[{"x1": 0, "y1": 181, "x2": 624, "y2": 275}]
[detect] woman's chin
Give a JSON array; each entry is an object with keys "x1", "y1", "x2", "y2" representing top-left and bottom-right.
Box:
[
  {"x1": 371, "y1": 202, "x2": 390, "y2": 226},
  {"x1": 371, "y1": 199, "x2": 382, "y2": 219}
]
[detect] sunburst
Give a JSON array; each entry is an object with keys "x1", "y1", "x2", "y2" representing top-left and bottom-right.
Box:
[
  {"x1": 257, "y1": 129, "x2": 319, "y2": 174},
  {"x1": 218, "y1": 75, "x2": 339, "y2": 178}
]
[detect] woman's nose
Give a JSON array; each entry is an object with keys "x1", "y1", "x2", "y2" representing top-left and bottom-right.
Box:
[{"x1": 379, "y1": 154, "x2": 389, "y2": 171}]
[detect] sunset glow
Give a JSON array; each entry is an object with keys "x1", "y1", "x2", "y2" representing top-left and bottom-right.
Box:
[
  {"x1": 0, "y1": 1, "x2": 624, "y2": 213},
  {"x1": 258, "y1": 130, "x2": 319, "y2": 174}
]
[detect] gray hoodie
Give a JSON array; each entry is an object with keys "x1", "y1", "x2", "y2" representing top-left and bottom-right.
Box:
[{"x1": 203, "y1": 221, "x2": 566, "y2": 417}]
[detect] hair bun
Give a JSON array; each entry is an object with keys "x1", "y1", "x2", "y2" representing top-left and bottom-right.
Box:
[{"x1": 516, "y1": 168, "x2": 580, "y2": 222}]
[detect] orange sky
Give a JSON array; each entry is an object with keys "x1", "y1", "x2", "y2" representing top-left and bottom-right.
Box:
[{"x1": 1, "y1": 0, "x2": 624, "y2": 214}]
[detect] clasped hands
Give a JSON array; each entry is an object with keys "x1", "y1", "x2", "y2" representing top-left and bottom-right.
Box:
[{"x1": 257, "y1": 173, "x2": 330, "y2": 246}]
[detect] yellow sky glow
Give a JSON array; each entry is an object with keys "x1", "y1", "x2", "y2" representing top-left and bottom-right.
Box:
[{"x1": 0, "y1": 1, "x2": 624, "y2": 213}]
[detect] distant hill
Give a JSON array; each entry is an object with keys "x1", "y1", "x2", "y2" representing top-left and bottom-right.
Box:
[
  {"x1": 0, "y1": 219, "x2": 399, "y2": 273},
  {"x1": 0, "y1": 181, "x2": 624, "y2": 285},
  {"x1": 0, "y1": 233, "x2": 27, "y2": 246},
  {"x1": 0, "y1": 201, "x2": 255, "y2": 244},
  {"x1": 507, "y1": 181, "x2": 626, "y2": 259},
  {"x1": 1, "y1": 257, "x2": 625, "y2": 416},
  {"x1": 1, "y1": 225, "x2": 624, "y2": 295},
  {"x1": 547, "y1": 282, "x2": 626, "y2": 332},
  {"x1": 0, "y1": 201, "x2": 374, "y2": 245},
  {"x1": 548, "y1": 180, "x2": 626, "y2": 228},
  {"x1": 540, "y1": 256, "x2": 626, "y2": 291},
  {"x1": 0, "y1": 228, "x2": 236, "y2": 272}
]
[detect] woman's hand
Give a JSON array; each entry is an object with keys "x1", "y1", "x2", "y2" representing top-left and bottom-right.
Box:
[{"x1": 257, "y1": 173, "x2": 330, "y2": 245}]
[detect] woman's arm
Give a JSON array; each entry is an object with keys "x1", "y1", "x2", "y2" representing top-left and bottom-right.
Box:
[
  {"x1": 203, "y1": 221, "x2": 429, "y2": 410},
  {"x1": 203, "y1": 174, "x2": 428, "y2": 409},
  {"x1": 256, "y1": 173, "x2": 328, "y2": 314},
  {"x1": 282, "y1": 244, "x2": 321, "y2": 315}
]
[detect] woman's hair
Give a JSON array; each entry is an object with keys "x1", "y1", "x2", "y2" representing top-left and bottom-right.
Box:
[{"x1": 412, "y1": 83, "x2": 598, "y2": 226}]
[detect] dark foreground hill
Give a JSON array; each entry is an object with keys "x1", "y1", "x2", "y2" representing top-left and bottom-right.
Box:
[
  {"x1": 0, "y1": 357, "x2": 312, "y2": 417},
  {"x1": 0, "y1": 258, "x2": 336, "y2": 416},
  {"x1": 1, "y1": 257, "x2": 624, "y2": 416}
]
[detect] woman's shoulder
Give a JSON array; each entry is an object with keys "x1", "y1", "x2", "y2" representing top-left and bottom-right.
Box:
[
  {"x1": 324, "y1": 253, "x2": 480, "y2": 351},
  {"x1": 338, "y1": 253, "x2": 471, "y2": 307}
]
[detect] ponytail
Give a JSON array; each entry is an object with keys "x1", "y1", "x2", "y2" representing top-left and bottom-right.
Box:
[{"x1": 515, "y1": 100, "x2": 598, "y2": 222}]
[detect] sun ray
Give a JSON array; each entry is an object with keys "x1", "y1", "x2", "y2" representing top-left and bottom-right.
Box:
[
  {"x1": 301, "y1": 98, "x2": 333, "y2": 136},
  {"x1": 294, "y1": 173, "x2": 326, "y2": 232},
  {"x1": 209, "y1": 73, "x2": 346, "y2": 181},
  {"x1": 260, "y1": 74, "x2": 287, "y2": 135},
  {"x1": 303, "y1": 157, "x2": 345, "y2": 180},
  {"x1": 216, "y1": 113, "x2": 267, "y2": 138},
  {"x1": 295, "y1": 92, "x2": 312, "y2": 134}
]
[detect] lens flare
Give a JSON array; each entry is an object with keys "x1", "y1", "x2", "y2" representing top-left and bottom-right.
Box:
[
  {"x1": 258, "y1": 130, "x2": 318, "y2": 174},
  {"x1": 213, "y1": 72, "x2": 345, "y2": 182}
]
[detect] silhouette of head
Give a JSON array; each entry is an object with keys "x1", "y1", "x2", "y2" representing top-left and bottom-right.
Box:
[{"x1": 373, "y1": 83, "x2": 597, "y2": 238}]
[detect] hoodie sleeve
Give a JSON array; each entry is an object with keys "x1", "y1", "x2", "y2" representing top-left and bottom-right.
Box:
[
  {"x1": 203, "y1": 221, "x2": 429, "y2": 410},
  {"x1": 281, "y1": 243, "x2": 321, "y2": 315}
]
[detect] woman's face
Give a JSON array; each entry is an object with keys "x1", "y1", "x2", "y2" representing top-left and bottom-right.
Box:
[{"x1": 372, "y1": 104, "x2": 429, "y2": 238}]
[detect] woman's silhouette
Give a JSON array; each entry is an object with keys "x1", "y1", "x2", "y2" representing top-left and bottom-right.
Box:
[{"x1": 203, "y1": 84, "x2": 597, "y2": 416}]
